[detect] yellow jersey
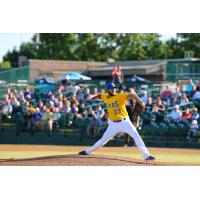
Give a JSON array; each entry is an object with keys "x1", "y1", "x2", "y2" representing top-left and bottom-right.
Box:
[{"x1": 101, "y1": 93, "x2": 129, "y2": 121}]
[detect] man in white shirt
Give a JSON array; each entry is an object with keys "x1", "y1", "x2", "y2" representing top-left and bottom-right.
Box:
[{"x1": 169, "y1": 105, "x2": 182, "y2": 120}]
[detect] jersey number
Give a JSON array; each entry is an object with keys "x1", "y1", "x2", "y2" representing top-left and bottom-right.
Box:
[{"x1": 114, "y1": 108, "x2": 121, "y2": 115}]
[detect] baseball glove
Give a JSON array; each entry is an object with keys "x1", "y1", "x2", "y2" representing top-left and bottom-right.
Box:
[{"x1": 133, "y1": 102, "x2": 146, "y2": 114}]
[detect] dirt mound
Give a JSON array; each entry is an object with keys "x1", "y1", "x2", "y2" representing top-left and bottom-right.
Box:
[{"x1": 0, "y1": 154, "x2": 176, "y2": 166}]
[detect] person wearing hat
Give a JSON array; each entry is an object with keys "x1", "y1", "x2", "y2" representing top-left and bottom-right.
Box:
[
  {"x1": 169, "y1": 105, "x2": 182, "y2": 120},
  {"x1": 78, "y1": 82, "x2": 155, "y2": 161},
  {"x1": 187, "y1": 120, "x2": 199, "y2": 142}
]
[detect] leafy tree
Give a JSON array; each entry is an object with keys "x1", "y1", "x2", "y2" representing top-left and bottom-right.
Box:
[
  {"x1": 36, "y1": 33, "x2": 78, "y2": 60},
  {"x1": 3, "y1": 48, "x2": 20, "y2": 67},
  {"x1": 5, "y1": 33, "x2": 200, "y2": 67},
  {"x1": 177, "y1": 33, "x2": 200, "y2": 57},
  {"x1": 0, "y1": 61, "x2": 11, "y2": 68}
]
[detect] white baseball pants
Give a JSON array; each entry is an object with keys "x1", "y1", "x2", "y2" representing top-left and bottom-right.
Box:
[{"x1": 85, "y1": 117, "x2": 151, "y2": 159}]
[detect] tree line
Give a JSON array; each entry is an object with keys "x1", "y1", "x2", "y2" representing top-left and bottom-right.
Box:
[{"x1": 2, "y1": 33, "x2": 200, "y2": 67}]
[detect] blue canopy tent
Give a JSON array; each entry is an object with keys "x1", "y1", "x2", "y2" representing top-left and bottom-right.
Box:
[
  {"x1": 59, "y1": 72, "x2": 92, "y2": 81},
  {"x1": 34, "y1": 77, "x2": 57, "y2": 93},
  {"x1": 35, "y1": 77, "x2": 57, "y2": 85}
]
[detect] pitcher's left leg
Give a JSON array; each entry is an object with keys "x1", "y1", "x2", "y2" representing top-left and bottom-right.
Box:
[{"x1": 122, "y1": 120, "x2": 151, "y2": 159}]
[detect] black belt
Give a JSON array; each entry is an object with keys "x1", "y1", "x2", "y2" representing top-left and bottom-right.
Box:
[{"x1": 112, "y1": 118, "x2": 127, "y2": 122}]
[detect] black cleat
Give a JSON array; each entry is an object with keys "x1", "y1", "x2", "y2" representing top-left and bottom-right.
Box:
[
  {"x1": 78, "y1": 150, "x2": 89, "y2": 155},
  {"x1": 145, "y1": 155, "x2": 156, "y2": 161}
]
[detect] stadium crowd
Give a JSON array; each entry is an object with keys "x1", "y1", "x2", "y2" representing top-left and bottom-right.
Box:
[{"x1": 0, "y1": 78, "x2": 200, "y2": 141}]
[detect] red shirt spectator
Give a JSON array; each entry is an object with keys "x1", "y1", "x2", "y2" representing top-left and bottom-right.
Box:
[{"x1": 182, "y1": 108, "x2": 192, "y2": 119}]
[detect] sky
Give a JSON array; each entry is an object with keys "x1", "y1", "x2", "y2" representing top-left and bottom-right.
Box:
[{"x1": 0, "y1": 33, "x2": 177, "y2": 62}]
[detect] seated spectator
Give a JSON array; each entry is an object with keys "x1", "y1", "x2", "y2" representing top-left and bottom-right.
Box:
[
  {"x1": 63, "y1": 101, "x2": 71, "y2": 113},
  {"x1": 171, "y1": 86, "x2": 181, "y2": 101},
  {"x1": 68, "y1": 83, "x2": 81, "y2": 96},
  {"x1": 191, "y1": 107, "x2": 199, "y2": 120},
  {"x1": 95, "y1": 105, "x2": 105, "y2": 119},
  {"x1": 86, "y1": 114, "x2": 100, "y2": 139},
  {"x1": 52, "y1": 107, "x2": 62, "y2": 129},
  {"x1": 179, "y1": 93, "x2": 189, "y2": 106},
  {"x1": 140, "y1": 90, "x2": 148, "y2": 104},
  {"x1": 146, "y1": 97, "x2": 153, "y2": 111},
  {"x1": 49, "y1": 94, "x2": 59, "y2": 107},
  {"x1": 192, "y1": 86, "x2": 200, "y2": 100},
  {"x1": 196, "y1": 80, "x2": 200, "y2": 88},
  {"x1": 93, "y1": 87, "x2": 98, "y2": 95},
  {"x1": 1, "y1": 100, "x2": 13, "y2": 117},
  {"x1": 161, "y1": 85, "x2": 172, "y2": 101},
  {"x1": 187, "y1": 120, "x2": 199, "y2": 142},
  {"x1": 76, "y1": 78, "x2": 86, "y2": 87},
  {"x1": 41, "y1": 108, "x2": 54, "y2": 132},
  {"x1": 24, "y1": 88, "x2": 32, "y2": 101},
  {"x1": 78, "y1": 102, "x2": 85, "y2": 116},
  {"x1": 154, "y1": 97, "x2": 166, "y2": 112},
  {"x1": 169, "y1": 105, "x2": 182, "y2": 120},
  {"x1": 98, "y1": 113, "x2": 109, "y2": 135},
  {"x1": 48, "y1": 101, "x2": 56, "y2": 112},
  {"x1": 71, "y1": 102, "x2": 79, "y2": 114},
  {"x1": 85, "y1": 107, "x2": 95, "y2": 119},
  {"x1": 182, "y1": 107, "x2": 192, "y2": 120},
  {"x1": 38, "y1": 101, "x2": 45, "y2": 111},
  {"x1": 185, "y1": 79, "x2": 196, "y2": 97},
  {"x1": 22, "y1": 101, "x2": 33, "y2": 130},
  {"x1": 32, "y1": 107, "x2": 43, "y2": 132},
  {"x1": 84, "y1": 87, "x2": 91, "y2": 100},
  {"x1": 76, "y1": 89, "x2": 84, "y2": 102}
]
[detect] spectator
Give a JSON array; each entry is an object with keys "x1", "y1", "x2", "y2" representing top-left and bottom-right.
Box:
[
  {"x1": 95, "y1": 105, "x2": 105, "y2": 119},
  {"x1": 179, "y1": 93, "x2": 189, "y2": 106},
  {"x1": 93, "y1": 87, "x2": 98, "y2": 95},
  {"x1": 98, "y1": 113, "x2": 109, "y2": 136},
  {"x1": 169, "y1": 105, "x2": 182, "y2": 120},
  {"x1": 32, "y1": 107, "x2": 43, "y2": 132},
  {"x1": 161, "y1": 85, "x2": 172, "y2": 101},
  {"x1": 191, "y1": 107, "x2": 199, "y2": 120},
  {"x1": 192, "y1": 86, "x2": 200, "y2": 100},
  {"x1": 48, "y1": 101, "x2": 56, "y2": 112},
  {"x1": 76, "y1": 78, "x2": 86, "y2": 87},
  {"x1": 171, "y1": 86, "x2": 181, "y2": 101},
  {"x1": 22, "y1": 101, "x2": 35, "y2": 130},
  {"x1": 196, "y1": 80, "x2": 200, "y2": 88},
  {"x1": 41, "y1": 108, "x2": 54, "y2": 132},
  {"x1": 86, "y1": 114, "x2": 100, "y2": 139},
  {"x1": 182, "y1": 107, "x2": 192, "y2": 120},
  {"x1": 140, "y1": 90, "x2": 148, "y2": 104},
  {"x1": 24, "y1": 88, "x2": 32, "y2": 101},
  {"x1": 154, "y1": 97, "x2": 166, "y2": 112},
  {"x1": 185, "y1": 79, "x2": 195, "y2": 97},
  {"x1": 63, "y1": 101, "x2": 71, "y2": 113},
  {"x1": 76, "y1": 89, "x2": 84, "y2": 102},
  {"x1": 112, "y1": 65, "x2": 124, "y2": 89},
  {"x1": 78, "y1": 102, "x2": 85, "y2": 116},
  {"x1": 71, "y1": 102, "x2": 79, "y2": 114},
  {"x1": 187, "y1": 120, "x2": 199, "y2": 142},
  {"x1": 1, "y1": 100, "x2": 13, "y2": 121},
  {"x1": 10, "y1": 96, "x2": 21, "y2": 113},
  {"x1": 84, "y1": 87, "x2": 91, "y2": 100},
  {"x1": 146, "y1": 97, "x2": 153, "y2": 112}
]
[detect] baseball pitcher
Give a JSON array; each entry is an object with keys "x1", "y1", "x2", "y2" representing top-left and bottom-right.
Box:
[{"x1": 79, "y1": 83, "x2": 155, "y2": 161}]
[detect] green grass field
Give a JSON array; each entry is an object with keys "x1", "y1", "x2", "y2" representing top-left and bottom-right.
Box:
[{"x1": 0, "y1": 145, "x2": 200, "y2": 165}]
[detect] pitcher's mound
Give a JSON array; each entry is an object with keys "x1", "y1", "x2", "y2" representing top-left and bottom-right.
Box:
[{"x1": 0, "y1": 154, "x2": 174, "y2": 166}]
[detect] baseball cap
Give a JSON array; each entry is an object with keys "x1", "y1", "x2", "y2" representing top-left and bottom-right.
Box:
[
  {"x1": 192, "y1": 120, "x2": 198, "y2": 125},
  {"x1": 173, "y1": 105, "x2": 179, "y2": 109},
  {"x1": 106, "y1": 83, "x2": 117, "y2": 90}
]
